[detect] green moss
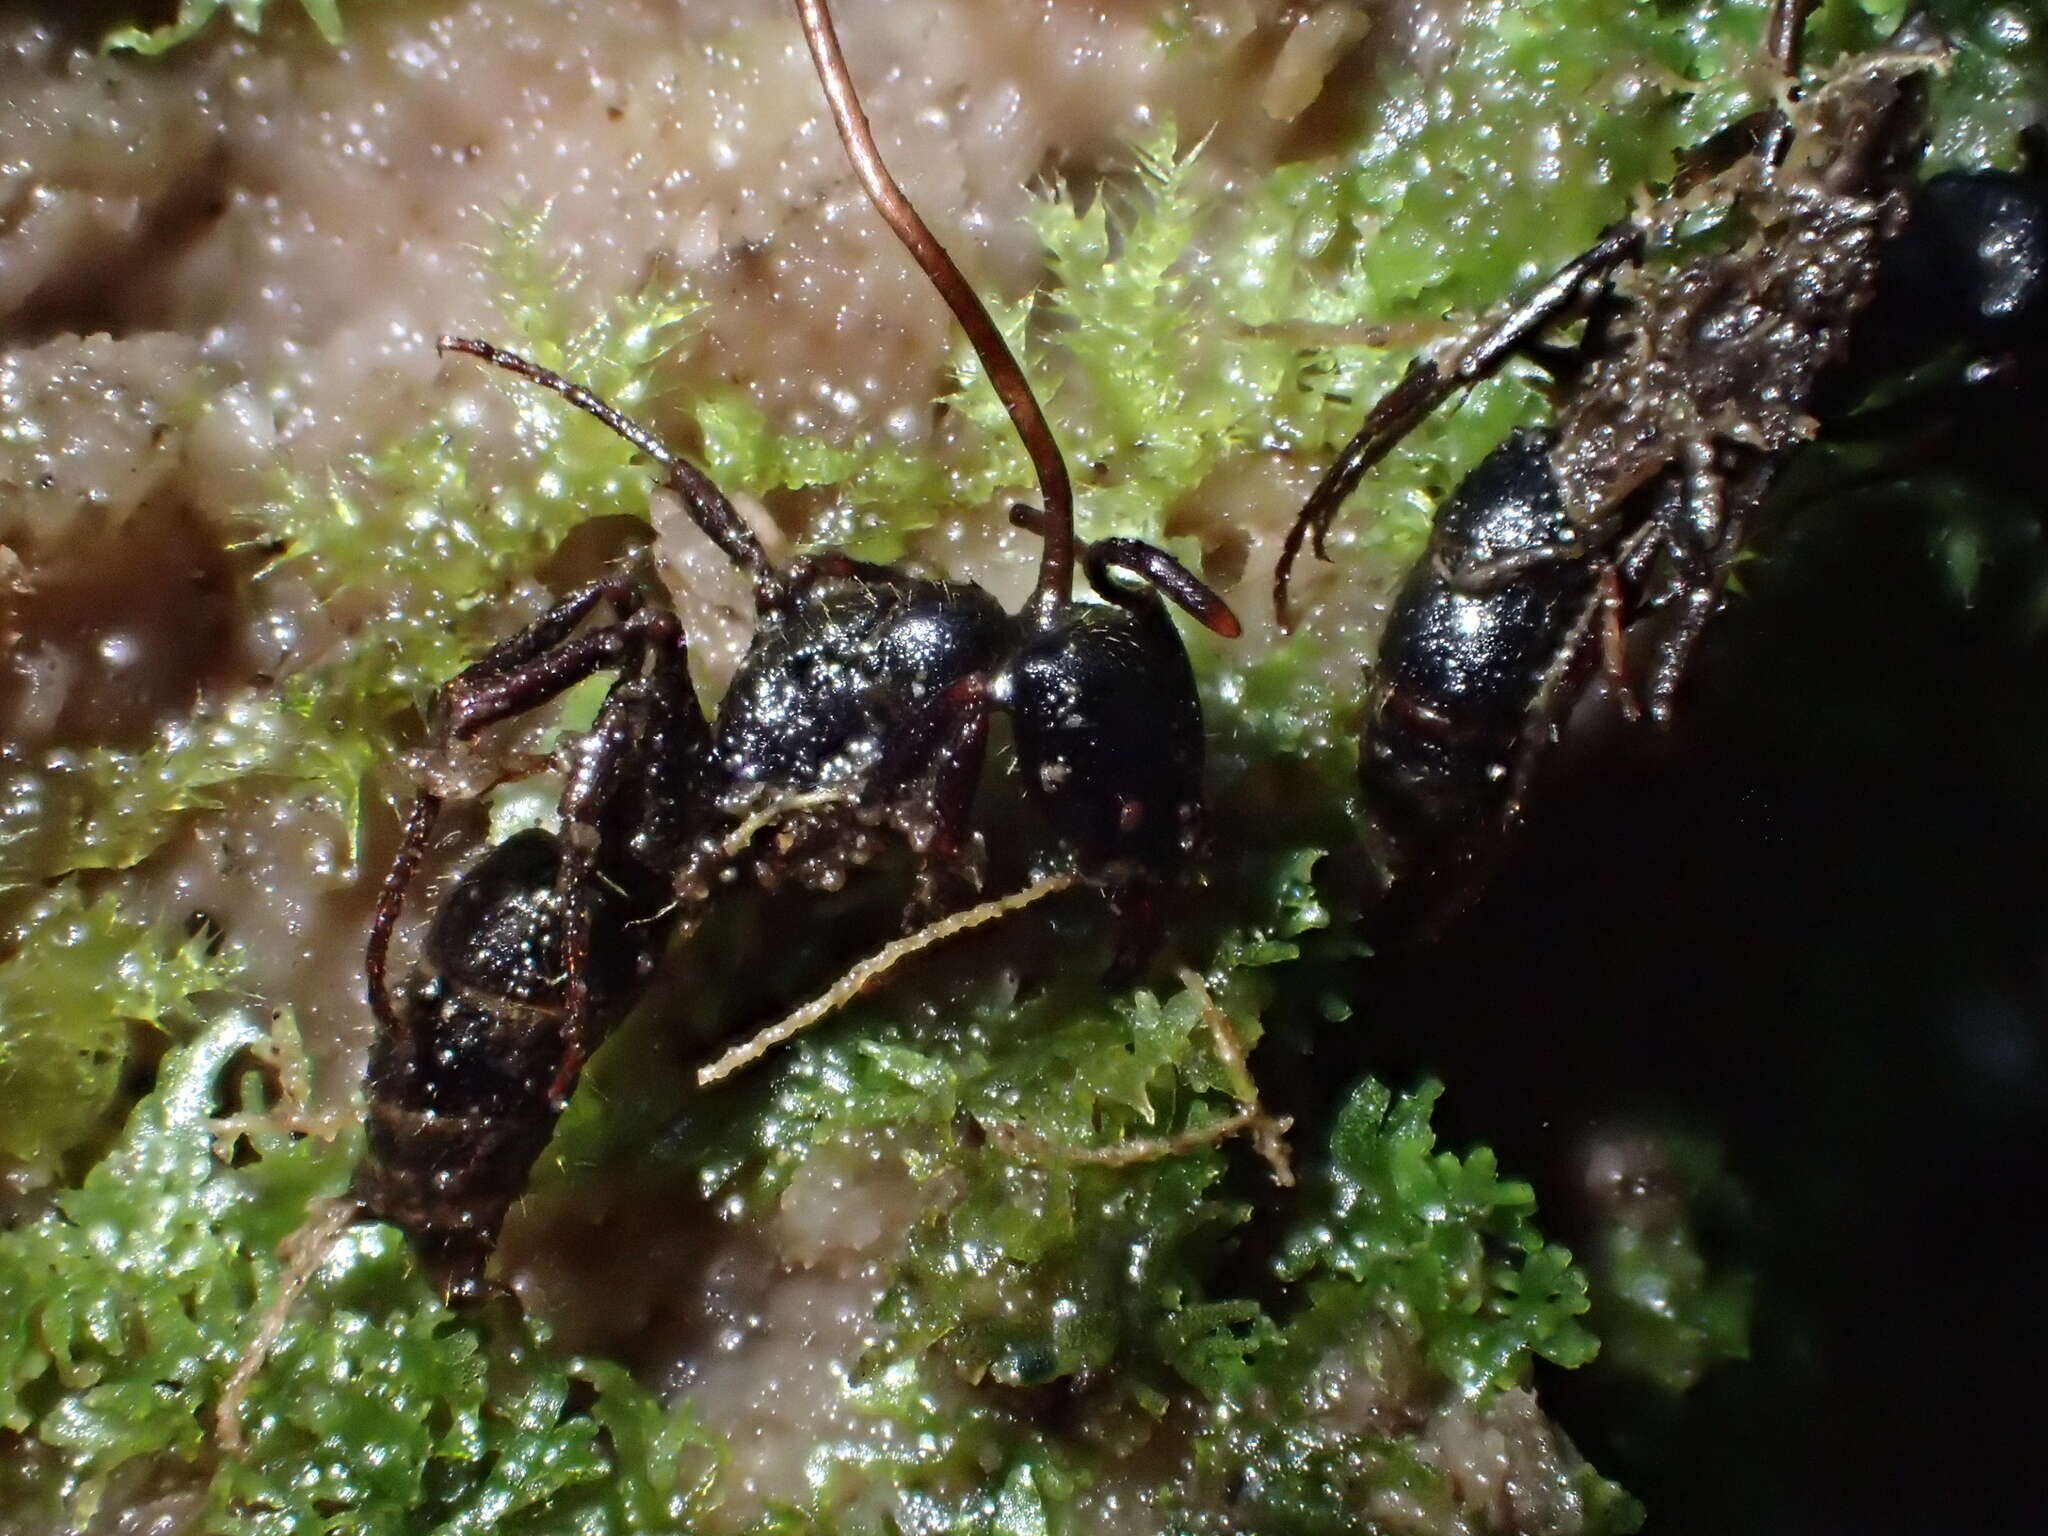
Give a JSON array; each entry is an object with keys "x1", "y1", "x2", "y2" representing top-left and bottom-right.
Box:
[
  {"x1": 0, "y1": 885, "x2": 239, "y2": 1170},
  {"x1": 1273, "y1": 1078, "x2": 1599, "y2": 1393},
  {"x1": 6, "y1": 0, "x2": 2027, "y2": 1526},
  {"x1": 1583, "y1": 1138, "x2": 1753, "y2": 1395},
  {"x1": 0, "y1": 220, "x2": 696, "y2": 890},
  {"x1": 0, "y1": 689, "x2": 376, "y2": 890},
  {"x1": 103, "y1": 0, "x2": 347, "y2": 55},
  {"x1": 0, "y1": 1013, "x2": 722, "y2": 1533}
]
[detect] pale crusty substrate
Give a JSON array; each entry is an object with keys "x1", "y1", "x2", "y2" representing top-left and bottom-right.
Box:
[{"x1": 0, "y1": 3, "x2": 1604, "y2": 1532}]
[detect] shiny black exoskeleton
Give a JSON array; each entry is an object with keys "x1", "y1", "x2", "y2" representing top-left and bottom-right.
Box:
[
  {"x1": 427, "y1": 0, "x2": 1237, "y2": 978},
  {"x1": 694, "y1": 559, "x2": 1014, "y2": 908},
  {"x1": 1000, "y1": 534, "x2": 1216, "y2": 963},
  {"x1": 357, "y1": 572, "x2": 709, "y2": 1300},
  {"x1": 1278, "y1": 0, "x2": 2046, "y2": 923},
  {"x1": 356, "y1": 831, "x2": 674, "y2": 1300},
  {"x1": 353, "y1": 0, "x2": 1238, "y2": 1300},
  {"x1": 1357, "y1": 429, "x2": 1600, "y2": 903},
  {"x1": 712, "y1": 572, "x2": 1009, "y2": 809}
]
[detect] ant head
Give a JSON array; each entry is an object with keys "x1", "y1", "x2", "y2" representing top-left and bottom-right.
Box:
[{"x1": 1002, "y1": 597, "x2": 1206, "y2": 921}]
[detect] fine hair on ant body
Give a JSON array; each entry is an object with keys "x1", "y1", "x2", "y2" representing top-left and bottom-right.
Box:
[{"x1": 1273, "y1": 0, "x2": 2046, "y2": 929}]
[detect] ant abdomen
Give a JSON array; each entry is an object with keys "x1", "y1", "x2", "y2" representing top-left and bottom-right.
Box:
[
  {"x1": 353, "y1": 829, "x2": 673, "y2": 1303},
  {"x1": 1360, "y1": 430, "x2": 1597, "y2": 902}
]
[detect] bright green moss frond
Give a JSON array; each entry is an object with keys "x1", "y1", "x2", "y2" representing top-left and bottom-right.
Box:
[
  {"x1": 0, "y1": 884, "x2": 239, "y2": 1170},
  {"x1": 255, "y1": 216, "x2": 706, "y2": 778},
  {"x1": 0, "y1": 1013, "x2": 725, "y2": 1532},
  {"x1": 1168, "y1": 1077, "x2": 1630, "y2": 1534},
  {"x1": 1921, "y1": 0, "x2": 2048, "y2": 168},
  {"x1": 103, "y1": 0, "x2": 345, "y2": 55},
  {"x1": 714, "y1": 987, "x2": 1622, "y2": 1529},
  {"x1": 0, "y1": 687, "x2": 374, "y2": 889},
  {"x1": 1275, "y1": 1078, "x2": 1598, "y2": 1393},
  {"x1": 267, "y1": 215, "x2": 700, "y2": 605}
]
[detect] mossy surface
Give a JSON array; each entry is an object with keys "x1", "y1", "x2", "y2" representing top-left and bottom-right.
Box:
[
  {"x1": 102, "y1": 0, "x2": 347, "y2": 55},
  {"x1": 5, "y1": 0, "x2": 2037, "y2": 1528}
]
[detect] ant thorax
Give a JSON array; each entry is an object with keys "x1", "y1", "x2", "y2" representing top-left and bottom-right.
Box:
[{"x1": 698, "y1": 566, "x2": 1014, "y2": 894}]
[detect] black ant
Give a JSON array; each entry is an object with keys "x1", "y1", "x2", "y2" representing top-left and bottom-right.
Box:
[
  {"x1": 1273, "y1": 0, "x2": 2045, "y2": 924},
  {"x1": 332, "y1": 0, "x2": 1240, "y2": 1313},
  {"x1": 350, "y1": 567, "x2": 707, "y2": 1304}
]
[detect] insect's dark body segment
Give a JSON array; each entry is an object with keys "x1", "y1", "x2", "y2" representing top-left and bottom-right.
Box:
[
  {"x1": 354, "y1": 832, "x2": 676, "y2": 1302},
  {"x1": 1360, "y1": 429, "x2": 1597, "y2": 895},
  {"x1": 703, "y1": 567, "x2": 1012, "y2": 896},
  {"x1": 1323, "y1": 9, "x2": 2048, "y2": 917},
  {"x1": 682, "y1": 549, "x2": 1216, "y2": 939},
  {"x1": 700, "y1": 536, "x2": 1219, "y2": 970},
  {"x1": 715, "y1": 575, "x2": 1010, "y2": 803},
  {"x1": 353, "y1": 471, "x2": 1228, "y2": 1311},
  {"x1": 354, "y1": 572, "x2": 712, "y2": 1301},
  {"x1": 1001, "y1": 548, "x2": 1212, "y2": 968},
  {"x1": 348, "y1": 0, "x2": 1239, "y2": 1303}
]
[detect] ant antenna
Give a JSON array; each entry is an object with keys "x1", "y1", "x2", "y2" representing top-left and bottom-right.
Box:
[
  {"x1": 436, "y1": 336, "x2": 784, "y2": 606},
  {"x1": 793, "y1": 0, "x2": 1076, "y2": 626}
]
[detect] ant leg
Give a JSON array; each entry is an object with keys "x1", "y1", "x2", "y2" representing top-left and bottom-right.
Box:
[
  {"x1": 1276, "y1": 358, "x2": 1442, "y2": 616},
  {"x1": 1502, "y1": 569, "x2": 1617, "y2": 810},
  {"x1": 1764, "y1": 0, "x2": 1817, "y2": 79},
  {"x1": 438, "y1": 336, "x2": 785, "y2": 609},
  {"x1": 459, "y1": 573, "x2": 641, "y2": 685},
  {"x1": 1672, "y1": 109, "x2": 1783, "y2": 195},
  {"x1": 1597, "y1": 565, "x2": 1641, "y2": 724},
  {"x1": 2021, "y1": 124, "x2": 2047, "y2": 177},
  {"x1": 544, "y1": 609, "x2": 682, "y2": 1107},
  {"x1": 1638, "y1": 438, "x2": 1743, "y2": 724},
  {"x1": 1644, "y1": 572, "x2": 1722, "y2": 726},
  {"x1": 365, "y1": 792, "x2": 444, "y2": 1035},
  {"x1": 1444, "y1": 541, "x2": 1585, "y2": 591},
  {"x1": 617, "y1": 620, "x2": 711, "y2": 878},
  {"x1": 1642, "y1": 493, "x2": 1753, "y2": 727},
  {"x1": 1753, "y1": 0, "x2": 1819, "y2": 171},
  {"x1": 1275, "y1": 220, "x2": 1643, "y2": 626},
  {"x1": 440, "y1": 616, "x2": 664, "y2": 741}
]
